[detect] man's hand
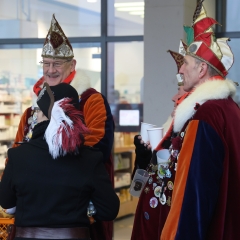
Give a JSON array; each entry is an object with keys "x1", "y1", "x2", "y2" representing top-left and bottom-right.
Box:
[
  {"x1": 134, "y1": 135, "x2": 152, "y2": 150},
  {"x1": 132, "y1": 135, "x2": 152, "y2": 179}
]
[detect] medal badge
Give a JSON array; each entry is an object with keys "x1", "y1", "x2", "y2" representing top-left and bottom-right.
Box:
[
  {"x1": 152, "y1": 183, "x2": 157, "y2": 190},
  {"x1": 159, "y1": 193, "x2": 166, "y2": 205},
  {"x1": 165, "y1": 169, "x2": 172, "y2": 178},
  {"x1": 144, "y1": 212, "x2": 150, "y2": 220},
  {"x1": 154, "y1": 186, "x2": 162, "y2": 198},
  {"x1": 149, "y1": 197, "x2": 158, "y2": 208},
  {"x1": 167, "y1": 181, "x2": 174, "y2": 190},
  {"x1": 148, "y1": 176, "x2": 153, "y2": 184},
  {"x1": 166, "y1": 196, "x2": 171, "y2": 206},
  {"x1": 144, "y1": 187, "x2": 150, "y2": 194},
  {"x1": 171, "y1": 149, "x2": 179, "y2": 158},
  {"x1": 151, "y1": 164, "x2": 158, "y2": 172},
  {"x1": 158, "y1": 163, "x2": 169, "y2": 178}
]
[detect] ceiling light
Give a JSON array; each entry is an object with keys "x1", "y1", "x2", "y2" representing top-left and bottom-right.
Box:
[
  {"x1": 114, "y1": 2, "x2": 144, "y2": 19},
  {"x1": 116, "y1": 7, "x2": 144, "y2": 12},
  {"x1": 114, "y1": 2, "x2": 144, "y2": 7},
  {"x1": 129, "y1": 11, "x2": 144, "y2": 15}
]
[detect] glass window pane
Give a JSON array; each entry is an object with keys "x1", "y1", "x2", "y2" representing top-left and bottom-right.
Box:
[
  {"x1": 0, "y1": 0, "x2": 100, "y2": 38},
  {"x1": 107, "y1": 41, "x2": 143, "y2": 104},
  {"x1": 227, "y1": 39, "x2": 240, "y2": 104},
  {"x1": 226, "y1": 0, "x2": 240, "y2": 31},
  {"x1": 108, "y1": 0, "x2": 144, "y2": 36},
  {"x1": 72, "y1": 43, "x2": 102, "y2": 93},
  {"x1": 108, "y1": 41, "x2": 143, "y2": 148}
]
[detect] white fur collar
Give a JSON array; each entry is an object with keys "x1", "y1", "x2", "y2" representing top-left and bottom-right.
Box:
[
  {"x1": 70, "y1": 70, "x2": 91, "y2": 95},
  {"x1": 173, "y1": 79, "x2": 236, "y2": 132}
]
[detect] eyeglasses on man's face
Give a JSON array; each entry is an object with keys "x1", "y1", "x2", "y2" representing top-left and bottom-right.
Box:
[{"x1": 39, "y1": 60, "x2": 71, "y2": 69}]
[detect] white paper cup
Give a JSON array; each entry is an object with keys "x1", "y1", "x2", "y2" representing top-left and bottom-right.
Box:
[
  {"x1": 157, "y1": 149, "x2": 170, "y2": 164},
  {"x1": 129, "y1": 169, "x2": 149, "y2": 197},
  {"x1": 140, "y1": 122, "x2": 157, "y2": 143},
  {"x1": 157, "y1": 149, "x2": 171, "y2": 178},
  {"x1": 147, "y1": 127, "x2": 163, "y2": 151}
]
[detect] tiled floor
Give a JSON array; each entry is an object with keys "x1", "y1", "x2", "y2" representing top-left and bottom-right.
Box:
[{"x1": 113, "y1": 214, "x2": 134, "y2": 240}]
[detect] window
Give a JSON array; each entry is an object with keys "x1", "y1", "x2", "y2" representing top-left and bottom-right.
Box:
[
  {"x1": 107, "y1": 41, "x2": 143, "y2": 104},
  {"x1": 0, "y1": 0, "x2": 101, "y2": 38},
  {"x1": 216, "y1": 0, "x2": 240, "y2": 104},
  {"x1": 108, "y1": 0, "x2": 144, "y2": 36},
  {"x1": 226, "y1": 0, "x2": 240, "y2": 31}
]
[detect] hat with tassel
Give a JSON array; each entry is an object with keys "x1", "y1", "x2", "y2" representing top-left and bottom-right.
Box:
[
  {"x1": 184, "y1": 0, "x2": 233, "y2": 78},
  {"x1": 37, "y1": 82, "x2": 89, "y2": 159},
  {"x1": 42, "y1": 14, "x2": 74, "y2": 59},
  {"x1": 167, "y1": 40, "x2": 188, "y2": 86}
]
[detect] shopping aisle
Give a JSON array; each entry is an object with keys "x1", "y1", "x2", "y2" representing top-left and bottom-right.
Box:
[{"x1": 114, "y1": 214, "x2": 134, "y2": 240}]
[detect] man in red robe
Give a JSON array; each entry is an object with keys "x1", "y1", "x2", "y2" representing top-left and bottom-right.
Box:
[
  {"x1": 131, "y1": 40, "x2": 189, "y2": 240},
  {"x1": 161, "y1": 2, "x2": 240, "y2": 239}
]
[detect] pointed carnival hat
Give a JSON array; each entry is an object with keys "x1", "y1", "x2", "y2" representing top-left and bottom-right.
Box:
[
  {"x1": 184, "y1": 0, "x2": 233, "y2": 78},
  {"x1": 37, "y1": 83, "x2": 89, "y2": 159},
  {"x1": 167, "y1": 40, "x2": 188, "y2": 86},
  {"x1": 41, "y1": 14, "x2": 74, "y2": 59}
]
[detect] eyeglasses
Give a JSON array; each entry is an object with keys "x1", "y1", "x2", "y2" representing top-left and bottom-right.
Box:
[{"x1": 39, "y1": 60, "x2": 71, "y2": 69}]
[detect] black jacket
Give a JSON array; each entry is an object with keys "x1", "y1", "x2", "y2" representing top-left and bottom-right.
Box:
[{"x1": 0, "y1": 121, "x2": 119, "y2": 228}]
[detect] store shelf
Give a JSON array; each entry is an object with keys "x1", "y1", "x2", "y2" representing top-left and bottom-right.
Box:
[
  {"x1": 0, "y1": 102, "x2": 21, "y2": 160},
  {"x1": 115, "y1": 185, "x2": 131, "y2": 192},
  {"x1": 114, "y1": 145, "x2": 138, "y2": 218},
  {"x1": 0, "y1": 101, "x2": 21, "y2": 114},
  {"x1": 0, "y1": 89, "x2": 31, "y2": 166},
  {"x1": 114, "y1": 145, "x2": 134, "y2": 153}
]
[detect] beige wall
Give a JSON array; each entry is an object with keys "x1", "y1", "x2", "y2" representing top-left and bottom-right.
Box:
[{"x1": 143, "y1": 0, "x2": 215, "y2": 127}]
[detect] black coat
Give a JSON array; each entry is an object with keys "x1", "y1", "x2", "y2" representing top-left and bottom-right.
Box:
[{"x1": 0, "y1": 121, "x2": 119, "y2": 228}]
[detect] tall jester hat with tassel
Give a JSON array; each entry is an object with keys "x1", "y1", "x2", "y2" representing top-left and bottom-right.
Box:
[{"x1": 184, "y1": 0, "x2": 234, "y2": 78}]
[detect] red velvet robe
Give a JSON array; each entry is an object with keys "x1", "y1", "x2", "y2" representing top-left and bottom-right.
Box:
[
  {"x1": 131, "y1": 93, "x2": 189, "y2": 240},
  {"x1": 161, "y1": 79, "x2": 240, "y2": 240}
]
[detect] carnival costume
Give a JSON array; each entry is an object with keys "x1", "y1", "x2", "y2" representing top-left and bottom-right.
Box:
[
  {"x1": 161, "y1": 1, "x2": 240, "y2": 239},
  {"x1": 131, "y1": 41, "x2": 189, "y2": 240}
]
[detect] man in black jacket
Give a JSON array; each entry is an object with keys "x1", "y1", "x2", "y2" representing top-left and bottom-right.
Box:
[{"x1": 0, "y1": 83, "x2": 119, "y2": 240}]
